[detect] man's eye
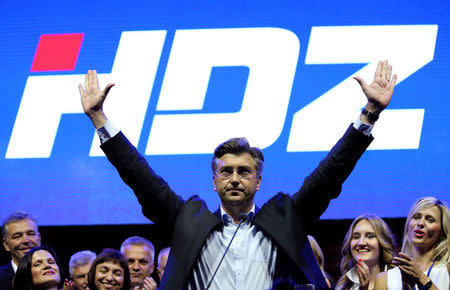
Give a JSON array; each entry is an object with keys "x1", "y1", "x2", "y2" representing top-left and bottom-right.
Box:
[
  {"x1": 238, "y1": 169, "x2": 251, "y2": 175},
  {"x1": 220, "y1": 168, "x2": 233, "y2": 175}
]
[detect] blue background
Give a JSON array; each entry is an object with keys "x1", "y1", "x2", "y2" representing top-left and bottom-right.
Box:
[{"x1": 0, "y1": 1, "x2": 448, "y2": 225}]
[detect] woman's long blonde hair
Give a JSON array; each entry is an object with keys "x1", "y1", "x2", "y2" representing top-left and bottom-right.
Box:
[
  {"x1": 401, "y1": 196, "x2": 449, "y2": 264},
  {"x1": 336, "y1": 214, "x2": 397, "y2": 289}
]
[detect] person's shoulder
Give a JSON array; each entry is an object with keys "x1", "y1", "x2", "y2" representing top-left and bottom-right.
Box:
[
  {"x1": 0, "y1": 262, "x2": 13, "y2": 272},
  {"x1": 374, "y1": 270, "x2": 388, "y2": 290}
]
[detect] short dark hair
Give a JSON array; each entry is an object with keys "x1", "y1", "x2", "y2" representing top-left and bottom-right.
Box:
[
  {"x1": 88, "y1": 248, "x2": 131, "y2": 290},
  {"x1": 2, "y1": 211, "x2": 38, "y2": 241},
  {"x1": 12, "y1": 245, "x2": 65, "y2": 290},
  {"x1": 211, "y1": 137, "x2": 264, "y2": 176}
]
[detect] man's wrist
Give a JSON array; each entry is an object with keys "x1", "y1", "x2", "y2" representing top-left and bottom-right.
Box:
[
  {"x1": 88, "y1": 110, "x2": 107, "y2": 129},
  {"x1": 361, "y1": 108, "x2": 379, "y2": 123}
]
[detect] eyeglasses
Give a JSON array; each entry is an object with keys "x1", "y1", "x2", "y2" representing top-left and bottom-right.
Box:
[{"x1": 217, "y1": 167, "x2": 256, "y2": 179}]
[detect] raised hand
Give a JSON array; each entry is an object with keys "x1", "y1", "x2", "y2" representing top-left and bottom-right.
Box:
[
  {"x1": 354, "y1": 60, "x2": 397, "y2": 116},
  {"x1": 78, "y1": 70, "x2": 115, "y2": 128}
]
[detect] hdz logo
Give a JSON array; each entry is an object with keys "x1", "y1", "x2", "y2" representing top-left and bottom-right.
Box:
[{"x1": 6, "y1": 25, "x2": 437, "y2": 159}]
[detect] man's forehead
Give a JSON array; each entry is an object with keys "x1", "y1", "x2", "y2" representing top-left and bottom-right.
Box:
[
  {"x1": 125, "y1": 244, "x2": 152, "y2": 256},
  {"x1": 73, "y1": 263, "x2": 91, "y2": 272},
  {"x1": 8, "y1": 219, "x2": 38, "y2": 232},
  {"x1": 217, "y1": 152, "x2": 255, "y2": 167}
]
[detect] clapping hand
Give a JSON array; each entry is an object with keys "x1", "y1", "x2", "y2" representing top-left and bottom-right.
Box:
[{"x1": 392, "y1": 252, "x2": 431, "y2": 287}]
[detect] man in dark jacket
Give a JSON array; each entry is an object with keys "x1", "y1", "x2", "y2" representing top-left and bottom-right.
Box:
[{"x1": 79, "y1": 60, "x2": 397, "y2": 289}]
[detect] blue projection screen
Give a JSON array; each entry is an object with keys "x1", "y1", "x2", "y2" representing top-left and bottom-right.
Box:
[{"x1": 0, "y1": 1, "x2": 448, "y2": 225}]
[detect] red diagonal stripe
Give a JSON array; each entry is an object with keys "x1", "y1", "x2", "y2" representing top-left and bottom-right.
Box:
[{"x1": 31, "y1": 33, "x2": 84, "y2": 72}]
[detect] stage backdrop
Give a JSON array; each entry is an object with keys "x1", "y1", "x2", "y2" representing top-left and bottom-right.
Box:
[{"x1": 0, "y1": 1, "x2": 448, "y2": 225}]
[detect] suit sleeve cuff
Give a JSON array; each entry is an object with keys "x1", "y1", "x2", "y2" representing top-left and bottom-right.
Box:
[
  {"x1": 96, "y1": 120, "x2": 120, "y2": 144},
  {"x1": 353, "y1": 116, "x2": 373, "y2": 136}
]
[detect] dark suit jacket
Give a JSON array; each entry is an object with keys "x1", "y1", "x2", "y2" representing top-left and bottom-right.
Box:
[
  {"x1": 0, "y1": 262, "x2": 14, "y2": 290},
  {"x1": 101, "y1": 125, "x2": 373, "y2": 289}
]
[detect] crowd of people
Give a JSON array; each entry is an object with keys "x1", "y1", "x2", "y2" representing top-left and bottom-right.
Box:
[
  {"x1": 1, "y1": 196, "x2": 448, "y2": 290},
  {"x1": 0, "y1": 211, "x2": 171, "y2": 290},
  {"x1": 0, "y1": 60, "x2": 448, "y2": 289}
]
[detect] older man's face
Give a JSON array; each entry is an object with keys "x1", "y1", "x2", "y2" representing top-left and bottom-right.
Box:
[
  {"x1": 72, "y1": 263, "x2": 92, "y2": 290},
  {"x1": 123, "y1": 244, "x2": 154, "y2": 288}
]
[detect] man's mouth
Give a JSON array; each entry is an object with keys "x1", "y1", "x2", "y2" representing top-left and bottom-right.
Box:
[{"x1": 226, "y1": 188, "x2": 243, "y2": 193}]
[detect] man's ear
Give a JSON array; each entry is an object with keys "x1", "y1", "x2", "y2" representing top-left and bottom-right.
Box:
[
  {"x1": 256, "y1": 175, "x2": 262, "y2": 191},
  {"x1": 3, "y1": 238, "x2": 10, "y2": 252},
  {"x1": 212, "y1": 175, "x2": 217, "y2": 191},
  {"x1": 150, "y1": 261, "x2": 155, "y2": 273},
  {"x1": 37, "y1": 232, "x2": 41, "y2": 246}
]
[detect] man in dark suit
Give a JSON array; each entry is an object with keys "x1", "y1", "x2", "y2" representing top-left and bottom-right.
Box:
[
  {"x1": 0, "y1": 211, "x2": 41, "y2": 290},
  {"x1": 79, "y1": 60, "x2": 397, "y2": 289}
]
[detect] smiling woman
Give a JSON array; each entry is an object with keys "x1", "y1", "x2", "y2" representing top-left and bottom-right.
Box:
[
  {"x1": 12, "y1": 246, "x2": 65, "y2": 290},
  {"x1": 336, "y1": 214, "x2": 397, "y2": 290},
  {"x1": 87, "y1": 248, "x2": 131, "y2": 290}
]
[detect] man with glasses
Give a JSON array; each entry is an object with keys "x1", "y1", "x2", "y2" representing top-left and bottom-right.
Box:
[{"x1": 79, "y1": 60, "x2": 397, "y2": 289}]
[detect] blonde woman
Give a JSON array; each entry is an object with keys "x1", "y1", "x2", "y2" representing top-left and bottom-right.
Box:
[
  {"x1": 375, "y1": 197, "x2": 449, "y2": 289},
  {"x1": 336, "y1": 214, "x2": 397, "y2": 289}
]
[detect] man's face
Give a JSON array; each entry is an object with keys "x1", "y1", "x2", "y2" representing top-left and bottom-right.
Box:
[
  {"x1": 213, "y1": 153, "x2": 261, "y2": 207},
  {"x1": 123, "y1": 244, "x2": 154, "y2": 288},
  {"x1": 72, "y1": 263, "x2": 92, "y2": 290},
  {"x1": 2, "y1": 219, "x2": 41, "y2": 265},
  {"x1": 157, "y1": 250, "x2": 170, "y2": 281}
]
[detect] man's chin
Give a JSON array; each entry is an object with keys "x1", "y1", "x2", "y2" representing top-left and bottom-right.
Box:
[{"x1": 130, "y1": 282, "x2": 142, "y2": 288}]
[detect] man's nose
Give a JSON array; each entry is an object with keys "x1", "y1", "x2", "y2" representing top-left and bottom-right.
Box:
[
  {"x1": 21, "y1": 234, "x2": 31, "y2": 244},
  {"x1": 230, "y1": 170, "x2": 240, "y2": 183},
  {"x1": 131, "y1": 261, "x2": 140, "y2": 270}
]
